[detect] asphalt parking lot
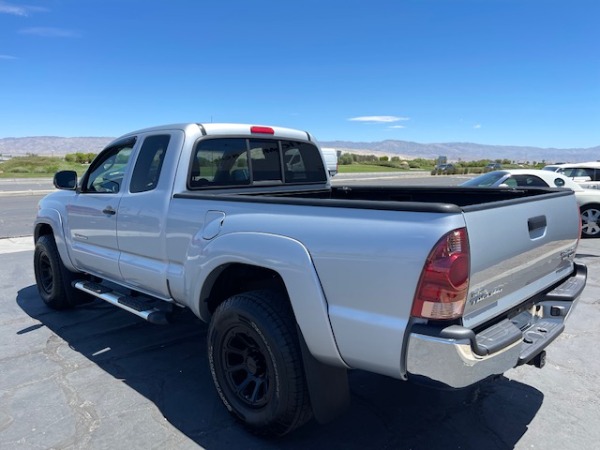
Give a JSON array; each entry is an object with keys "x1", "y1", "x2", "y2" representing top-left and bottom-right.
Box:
[{"x1": 1, "y1": 176, "x2": 599, "y2": 449}]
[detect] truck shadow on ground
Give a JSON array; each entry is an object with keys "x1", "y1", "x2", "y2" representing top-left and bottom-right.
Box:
[{"x1": 18, "y1": 285, "x2": 543, "y2": 450}]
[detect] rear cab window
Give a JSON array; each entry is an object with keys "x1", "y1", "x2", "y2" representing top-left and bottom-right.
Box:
[{"x1": 189, "y1": 137, "x2": 326, "y2": 189}]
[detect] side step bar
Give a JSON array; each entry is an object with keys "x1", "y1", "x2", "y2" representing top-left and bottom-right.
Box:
[{"x1": 73, "y1": 281, "x2": 171, "y2": 325}]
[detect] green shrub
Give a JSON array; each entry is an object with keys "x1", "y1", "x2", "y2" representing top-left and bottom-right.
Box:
[{"x1": 8, "y1": 166, "x2": 28, "y2": 173}]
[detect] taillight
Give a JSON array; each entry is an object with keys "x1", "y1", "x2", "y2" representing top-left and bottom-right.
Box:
[
  {"x1": 411, "y1": 228, "x2": 470, "y2": 320},
  {"x1": 250, "y1": 126, "x2": 274, "y2": 135}
]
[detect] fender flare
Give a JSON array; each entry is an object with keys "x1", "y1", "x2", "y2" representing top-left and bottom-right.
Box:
[
  {"x1": 184, "y1": 231, "x2": 347, "y2": 368},
  {"x1": 34, "y1": 208, "x2": 77, "y2": 272}
]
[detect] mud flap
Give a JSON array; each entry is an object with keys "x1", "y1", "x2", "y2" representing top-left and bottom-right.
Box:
[{"x1": 297, "y1": 327, "x2": 350, "y2": 424}]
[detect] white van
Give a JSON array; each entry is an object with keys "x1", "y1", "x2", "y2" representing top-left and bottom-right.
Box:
[{"x1": 321, "y1": 147, "x2": 338, "y2": 176}]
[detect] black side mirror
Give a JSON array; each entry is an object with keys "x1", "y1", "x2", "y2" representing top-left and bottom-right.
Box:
[{"x1": 54, "y1": 170, "x2": 78, "y2": 190}]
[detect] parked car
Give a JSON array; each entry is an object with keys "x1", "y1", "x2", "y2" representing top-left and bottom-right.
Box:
[
  {"x1": 435, "y1": 163, "x2": 456, "y2": 174},
  {"x1": 542, "y1": 164, "x2": 566, "y2": 172},
  {"x1": 462, "y1": 169, "x2": 600, "y2": 238},
  {"x1": 484, "y1": 163, "x2": 502, "y2": 172},
  {"x1": 543, "y1": 161, "x2": 600, "y2": 189}
]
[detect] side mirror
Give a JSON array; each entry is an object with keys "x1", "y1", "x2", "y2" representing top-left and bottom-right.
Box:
[{"x1": 54, "y1": 170, "x2": 78, "y2": 190}]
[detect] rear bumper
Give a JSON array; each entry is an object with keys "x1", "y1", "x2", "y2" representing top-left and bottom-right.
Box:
[{"x1": 405, "y1": 263, "x2": 586, "y2": 389}]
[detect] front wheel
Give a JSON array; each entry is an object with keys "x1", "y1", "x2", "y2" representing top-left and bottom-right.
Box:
[
  {"x1": 207, "y1": 290, "x2": 312, "y2": 436},
  {"x1": 33, "y1": 235, "x2": 89, "y2": 309},
  {"x1": 580, "y1": 206, "x2": 600, "y2": 238}
]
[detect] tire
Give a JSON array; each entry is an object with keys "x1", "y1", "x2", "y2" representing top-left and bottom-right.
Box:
[
  {"x1": 580, "y1": 206, "x2": 600, "y2": 238},
  {"x1": 207, "y1": 290, "x2": 312, "y2": 436},
  {"x1": 33, "y1": 234, "x2": 89, "y2": 309}
]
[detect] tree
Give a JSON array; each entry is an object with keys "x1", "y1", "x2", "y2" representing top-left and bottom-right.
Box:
[{"x1": 338, "y1": 153, "x2": 354, "y2": 165}]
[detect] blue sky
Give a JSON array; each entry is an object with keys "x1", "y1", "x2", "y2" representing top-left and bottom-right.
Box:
[{"x1": 1, "y1": 0, "x2": 598, "y2": 148}]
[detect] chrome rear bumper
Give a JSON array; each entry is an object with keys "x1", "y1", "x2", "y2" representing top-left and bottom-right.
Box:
[{"x1": 405, "y1": 263, "x2": 586, "y2": 388}]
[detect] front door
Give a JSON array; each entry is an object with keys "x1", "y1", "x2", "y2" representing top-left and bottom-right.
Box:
[{"x1": 65, "y1": 137, "x2": 136, "y2": 281}]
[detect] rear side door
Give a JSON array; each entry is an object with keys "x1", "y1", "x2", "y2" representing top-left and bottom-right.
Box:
[
  {"x1": 116, "y1": 131, "x2": 183, "y2": 298},
  {"x1": 65, "y1": 137, "x2": 136, "y2": 280}
]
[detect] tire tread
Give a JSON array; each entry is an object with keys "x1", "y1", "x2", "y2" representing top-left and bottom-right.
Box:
[{"x1": 209, "y1": 290, "x2": 312, "y2": 436}]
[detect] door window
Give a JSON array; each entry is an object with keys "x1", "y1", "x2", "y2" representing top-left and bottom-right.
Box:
[
  {"x1": 511, "y1": 175, "x2": 549, "y2": 187},
  {"x1": 130, "y1": 135, "x2": 170, "y2": 193},
  {"x1": 83, "y1": 138, "x2": 136, "y2": 193}
]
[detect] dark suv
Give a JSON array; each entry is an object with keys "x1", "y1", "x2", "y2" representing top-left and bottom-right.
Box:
[
  {"x1": 435, "y1": 163, "x2": 456, "y2": 174},
  {"x1": 485, "y1": 163, "x2": 502, "y2": 172}
]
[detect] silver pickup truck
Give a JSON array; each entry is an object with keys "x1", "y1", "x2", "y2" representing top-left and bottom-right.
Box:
[{"x1": 34, "y1": 123, "x2": 586, "y2": 436}]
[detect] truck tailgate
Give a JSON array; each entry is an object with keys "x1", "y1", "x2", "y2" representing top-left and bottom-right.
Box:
[{"x1": 461, "y1": 190, "x2": 580, "y2": 328}]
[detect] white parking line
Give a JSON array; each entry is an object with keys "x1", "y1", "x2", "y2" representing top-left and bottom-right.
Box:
[
  {"x1": 0, "y1": 236, "x2": 34, "y2": 254},
  {"x1": 0, "y1": 189, "x2": 54, "y2": 197}
]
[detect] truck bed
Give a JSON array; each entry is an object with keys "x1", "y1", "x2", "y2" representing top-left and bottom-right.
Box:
[
  {"x1": 174, "y1": 184, "x2": 579, "y2": 332},
  {"x1": 176, "y1": 184, "x2": 572, "y2": 212}
]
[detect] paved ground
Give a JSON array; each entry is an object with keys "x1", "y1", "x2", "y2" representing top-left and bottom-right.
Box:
[{"x1": 1, "y1": 175, "x2": 599, "y2": 449}]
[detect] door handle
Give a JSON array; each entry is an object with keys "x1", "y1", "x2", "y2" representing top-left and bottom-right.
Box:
[{"x1": 102, "y1": 206, "x2": 116, "y2": 215}]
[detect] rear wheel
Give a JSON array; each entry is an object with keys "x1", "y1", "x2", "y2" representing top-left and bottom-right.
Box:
[
  {"x1": 581, "y1": 206, "x2": 600, "y2": 238},
  {"x1": 207, "y1": 290, "x2": 312, "y2": 436},
  {"x1": 34, "y1": 235, "x2": 90, "y2": 309}
]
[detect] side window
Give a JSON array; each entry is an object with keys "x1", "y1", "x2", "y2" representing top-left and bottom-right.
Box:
[
  {"x1": 513, "y1": 175, "x2": 548, "y2": 187},
  {"x1": 282, "y1": 141, "x2": 327, "y2": 183},
  {"x1": 579, "y1": 168, "x2": 593, "y2": 181},
  {"x1": 84, "y1": 139, "x2": 136, "y2": 193},
  {"x1": 130, "y1": 135, "x2": 170, "y2": 193},
  {"x1": 190, "y1": 138, "x2": 250, "y2": 188},
  {"x1": 564, "y1": 168, "x2": 593, "y2": 180}
]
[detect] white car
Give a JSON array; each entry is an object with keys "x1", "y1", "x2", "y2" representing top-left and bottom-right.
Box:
[
  {"x1": 543, "y1": 161, "x2": 600, "y2": 189},
  {"x1": 462, "y1": 169, "x2": 600, "y2": 238}
]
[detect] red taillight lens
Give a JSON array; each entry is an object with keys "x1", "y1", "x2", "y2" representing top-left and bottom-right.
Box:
[
  {"x1": 411, "y1": 228, "x2": 470, "y2": 320},
  {"x1": 250, "y1": 126, "x2": 275, "y2": 134}
]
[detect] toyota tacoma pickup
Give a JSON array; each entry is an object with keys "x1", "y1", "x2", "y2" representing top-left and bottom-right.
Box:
[{"x1": 34, "y1": 123, "x2": 586, "y2": 436}]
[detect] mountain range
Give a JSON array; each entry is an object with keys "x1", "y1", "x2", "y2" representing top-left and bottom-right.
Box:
[
  {"x1": 322, "y1": 139, "x2": 600, "y2": 164},
  {"x1": 0, "y1": 136, "x2": 598, "y2": 164}
]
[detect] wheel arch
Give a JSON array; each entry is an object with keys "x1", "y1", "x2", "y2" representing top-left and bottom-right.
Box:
[
  {"x1": 580, "y1": 202, "x2": 600, "y2": 211},
  {"x1": 34, "y1": 210, "x2": 77, "y2": 272},
  {"x1": 188, "y1": 232, "x2": 347, "y2": 368},
  {"x1": 202, "y1": 263, "x2": 287, "y2": 315}
]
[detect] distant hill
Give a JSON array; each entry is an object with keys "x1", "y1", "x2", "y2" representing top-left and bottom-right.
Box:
[
  {"x1": 0, "y1": 136, "x2": 598, "y2": 164},
  {"x1": 320, "y1": 139, "x2": 600, "y2": 164},
  {"x1": 0, "y1": 137, "x2": 113, "y2": 157}
]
